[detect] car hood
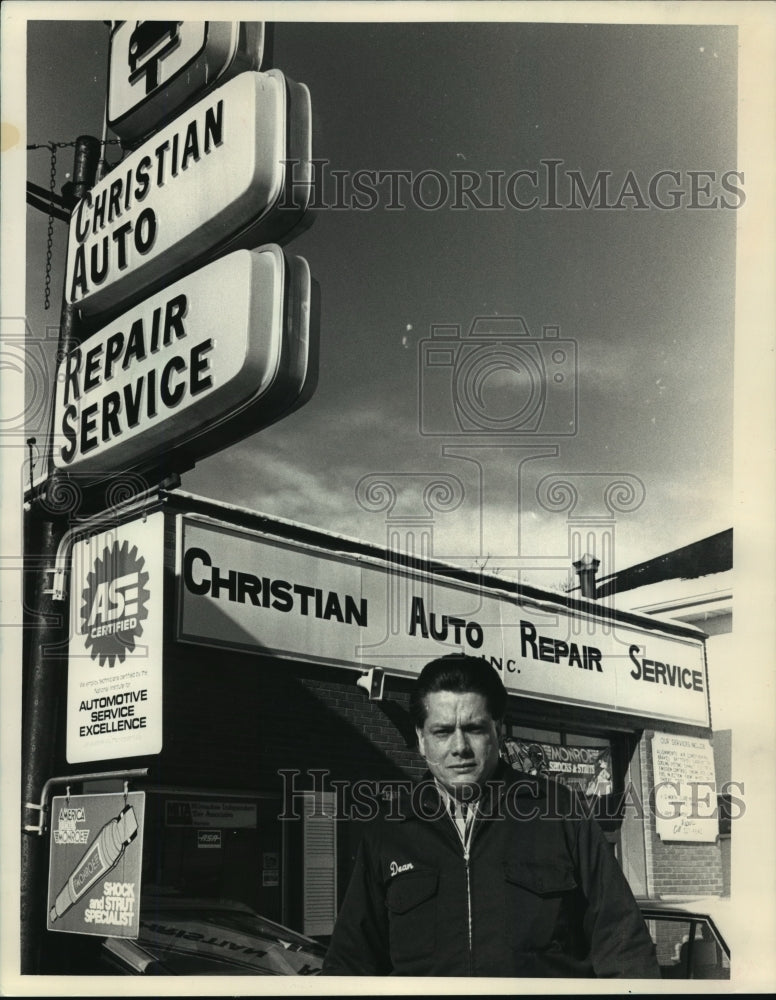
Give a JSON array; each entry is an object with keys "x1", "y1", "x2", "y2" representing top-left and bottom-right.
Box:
[{"x1": 104, "y1": 902, "x2": 325, "y2": 975}]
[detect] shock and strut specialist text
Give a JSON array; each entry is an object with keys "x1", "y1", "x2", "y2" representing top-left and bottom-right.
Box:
[{"x1": 84, "y1": 882, "x2": 137, "y2": 927}]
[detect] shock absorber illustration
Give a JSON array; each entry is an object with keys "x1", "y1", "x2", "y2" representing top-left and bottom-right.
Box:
[{"x1": 49, "y1": 804, "x2": 138, "y2": 922}]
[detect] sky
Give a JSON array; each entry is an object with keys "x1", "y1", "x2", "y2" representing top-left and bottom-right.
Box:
[{"x1": 19, "y1": 7, "x2": 742, "y2": 594}]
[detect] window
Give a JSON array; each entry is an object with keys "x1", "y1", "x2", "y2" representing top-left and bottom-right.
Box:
[
  {"x1": 642, "y1": 912, "x2": 730, "y2": 979},
  {"x1": 504, "y1": 724, "x2": 613, "y2": 798}
]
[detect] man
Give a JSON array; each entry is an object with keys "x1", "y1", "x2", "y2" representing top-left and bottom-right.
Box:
[{"x1": 322, "y1": 653, "x2": 660, "y2": 977}]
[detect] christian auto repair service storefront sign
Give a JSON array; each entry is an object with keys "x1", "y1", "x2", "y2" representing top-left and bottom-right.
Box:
[{"x1": 177, "y1": 516, "x2": 709, "y2": 729}]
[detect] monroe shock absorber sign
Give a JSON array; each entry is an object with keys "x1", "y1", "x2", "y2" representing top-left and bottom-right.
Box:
[
  {"x1": 66, "y1": 514, "x2": 164, "y2": 763},
  {"x1": 47, "y1": 792, "x2": 145, "y2": 937}
]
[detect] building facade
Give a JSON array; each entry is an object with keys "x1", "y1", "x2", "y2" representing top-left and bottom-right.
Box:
[{"x1": 41, "y1": 489, "x2": 725, "y2": 971}]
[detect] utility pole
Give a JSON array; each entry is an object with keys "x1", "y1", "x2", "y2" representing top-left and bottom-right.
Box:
[{"x1": 20, "y1": 135, "x2": 100, "y2": 974}]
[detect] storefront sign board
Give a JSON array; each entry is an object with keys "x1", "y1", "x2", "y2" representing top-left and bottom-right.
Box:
[{"x1": 176, "y1": 517, "x2": 710, "y2": 728}]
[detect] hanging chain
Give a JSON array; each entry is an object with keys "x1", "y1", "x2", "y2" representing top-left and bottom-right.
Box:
[
  {"x1": 29, "y1": 139, "x2": 125, "y2": 310},
  {"x1": 43, "y1": 144, "x2": 57, "y2": 310},
  {"x1": 29, "y1": 140, "x2": 77, "y2": 312}
]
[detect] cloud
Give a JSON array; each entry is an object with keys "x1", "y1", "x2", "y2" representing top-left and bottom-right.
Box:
[{"x1": 186, "y1": 446, "x2": 348, "y2": 530}]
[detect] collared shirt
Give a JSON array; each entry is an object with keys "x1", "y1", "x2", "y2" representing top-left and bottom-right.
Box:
[{"x1": 434, "y1": 781, "x2": 479, "y2": 856}]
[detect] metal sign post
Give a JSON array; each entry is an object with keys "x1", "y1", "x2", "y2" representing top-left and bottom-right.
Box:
[{"x1": 21, "y1": 136, "x2": 100, "y2": 975}]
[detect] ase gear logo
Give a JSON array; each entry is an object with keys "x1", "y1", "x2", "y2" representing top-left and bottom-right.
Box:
[{"x1": 81, "y1": 540, "x2": 150, "y2": 667}]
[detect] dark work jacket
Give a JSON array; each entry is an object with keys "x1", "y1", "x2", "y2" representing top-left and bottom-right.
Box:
[{"x1": 322, "y1": 764, "x2": 660, "y2": 978}]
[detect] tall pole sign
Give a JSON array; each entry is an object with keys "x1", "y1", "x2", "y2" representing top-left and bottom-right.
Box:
[
  {"x1": 26, "y1": 19, "x2": 320, "y2": 972},
  {"x1": 55, "y1": 15, "x2": 321, "y2": 740},
  {"x1": 47, "y1": 21, "x2": 319, "y2": 758}
]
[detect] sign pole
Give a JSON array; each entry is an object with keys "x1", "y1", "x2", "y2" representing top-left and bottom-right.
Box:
[{"x1": 20, "y1": 136, "x2": 100, "y2": 974}]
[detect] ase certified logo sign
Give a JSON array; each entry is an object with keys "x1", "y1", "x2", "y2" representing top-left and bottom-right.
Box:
[
  {"x1": 67, "y1": 514, "x2": 163, "y2": 764},
  {"x1": 81, "y1": 540, "x2": 150, "y2": 667}
]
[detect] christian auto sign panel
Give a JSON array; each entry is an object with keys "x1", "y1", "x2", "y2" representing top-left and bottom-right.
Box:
[{"x1": 65, "y1": 69, "x2": 311, "y2": 317}]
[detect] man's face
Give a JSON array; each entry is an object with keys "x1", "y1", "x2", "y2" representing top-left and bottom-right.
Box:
[{"x1": 416, "y1": 689, "x2": 502, "y2": 797}]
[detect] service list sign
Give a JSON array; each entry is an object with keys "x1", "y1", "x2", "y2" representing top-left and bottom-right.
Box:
[
  {"x1": 48, "y1": 792, "x2": 145, "y2": 937},
  {"x1": 651, "y1": 733, "x2": 718, "y2": 842},
  {"x1": 67, "y1": 513, "x2": 164, "y2": 762},
  {"x1": 177, "y1": 517, "x2": 710, "y2": 728}
]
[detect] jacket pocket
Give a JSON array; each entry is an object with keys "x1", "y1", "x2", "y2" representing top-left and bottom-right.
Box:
[
  {"x1": 385, "y1": 869, "x2": 438, "y2": 965},
  {"x1": 503, "y1": 861, "x2": 579, "y2": 951}
]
